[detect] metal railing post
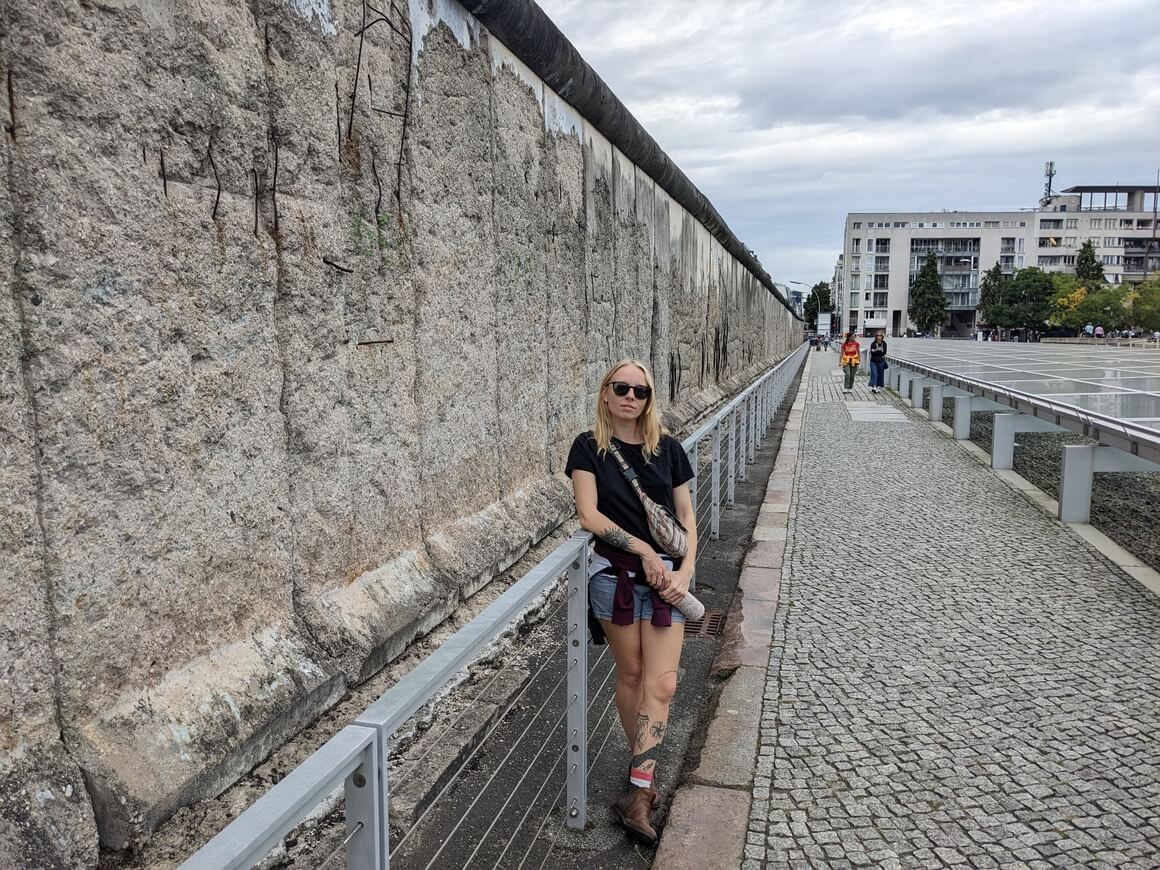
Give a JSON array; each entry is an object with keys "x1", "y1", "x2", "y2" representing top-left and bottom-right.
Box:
[
  {"x1": 746, "y1": 393, "x2": 756, "y2": 463},
  {"x1": 565, "y1": 540, "x2": 588, "y2": 830},
  {"x1": 688, "y1": 441, "x2": 699, "y2": 527},
  {"x1": 727, "y1": 409, "x2": 737, "y2": 504},
  {"x1": 711, "y1": 422, "x2": 722, "y2": 539},
  {"x1": 345, "y1": 739, "x2": 383, "y2": 870}
]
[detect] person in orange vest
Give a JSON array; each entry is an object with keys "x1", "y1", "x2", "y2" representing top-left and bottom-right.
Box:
[{"x1": 839, "y1": 332, "x2": 861, "y2": 393}]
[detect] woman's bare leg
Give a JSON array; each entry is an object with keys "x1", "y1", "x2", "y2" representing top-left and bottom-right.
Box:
[
  {"x1": 599, "y1": 619, "x2": 644, "y2": 744},
  {"x1": 629, "y1": 620, "x2": 685, "y2": 790}
]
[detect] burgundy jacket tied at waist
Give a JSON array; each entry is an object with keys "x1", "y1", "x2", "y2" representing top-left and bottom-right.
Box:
[{"x1": 593, "y1": 539, "x2": 683, "y2": 627}]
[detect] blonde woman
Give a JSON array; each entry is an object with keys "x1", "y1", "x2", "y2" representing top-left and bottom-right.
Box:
[{"x1": 566, "y1": 359, "x2": 697, "y2": 844}]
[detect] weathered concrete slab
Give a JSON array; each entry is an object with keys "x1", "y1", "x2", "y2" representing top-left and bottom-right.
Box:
[
  {"x1": 751, "y1": 524, "x2": 787, "y2": 542},
  {"x1": 653, "y1": 785, "x2": 750, "y2": 870},
  {"x1": 743, "y1": 543, "x2": 784, "y2": 572},
  {"x1": 690, "y1": 666, "x2": 765, "y2": 787},
  {"x1": 713, "y1": 592, "x2": 779, "y2": 675}
]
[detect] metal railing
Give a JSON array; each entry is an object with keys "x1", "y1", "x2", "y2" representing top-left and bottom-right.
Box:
[
  {"x1": 181, "y1": 343, "x2": 807, "y2": 870},
  {"x1": 886, "y1": 354, "x2": 1160, "y2": 466}
]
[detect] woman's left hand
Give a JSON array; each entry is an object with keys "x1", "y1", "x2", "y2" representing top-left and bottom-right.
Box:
[{"x1": 658, "y1": 567, "x2": 691, "y2": 605}]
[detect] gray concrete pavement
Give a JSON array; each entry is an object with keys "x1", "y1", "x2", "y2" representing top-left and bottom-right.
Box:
[{"x1": 746, "y1": 349, "x2": 1160, "y2": 869}]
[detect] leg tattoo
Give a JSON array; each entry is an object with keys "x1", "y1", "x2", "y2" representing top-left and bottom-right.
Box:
[
  {"x1": 649, "y1": 720, "x2": 667, "y2": 743},
  {"x1": 633, "y1": 711, "x2": 649, "y2": 752}
]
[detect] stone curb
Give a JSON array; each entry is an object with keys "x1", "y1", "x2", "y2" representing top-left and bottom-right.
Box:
[{"x1": 654, "y1": 367, "x2": 809, "y2": 869}]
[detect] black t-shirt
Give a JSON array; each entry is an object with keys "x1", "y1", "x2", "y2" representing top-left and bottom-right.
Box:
[
  {"x1": 870, "y1": 340, "x2": 888, "y2": 362},
  {"x1": 564, "y1": 432, "x2": 695, "y2": 554}
]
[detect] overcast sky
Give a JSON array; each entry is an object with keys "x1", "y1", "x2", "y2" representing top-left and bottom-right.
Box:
[{"x1": 535, "y1": 0, "x2": 1160, "y2": 285}]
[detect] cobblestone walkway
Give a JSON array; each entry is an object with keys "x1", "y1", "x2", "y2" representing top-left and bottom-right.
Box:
[{"x1": 747, "y1": 350, "x2": 1160, "y2": 869}]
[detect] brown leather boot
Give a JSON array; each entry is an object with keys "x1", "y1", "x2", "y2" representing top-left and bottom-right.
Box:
[{"x1": 613, "y1": 785, "x2": 658, "y2": 844}]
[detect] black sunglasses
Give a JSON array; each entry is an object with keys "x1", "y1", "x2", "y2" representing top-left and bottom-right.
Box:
[{"x1": 610, "y1": 381, "x2": 651, "y2": 400}]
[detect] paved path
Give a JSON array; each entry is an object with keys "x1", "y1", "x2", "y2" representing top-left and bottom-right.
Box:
[{"x1": 746, "y1": 349, "x2": 1160, "y2": 869}]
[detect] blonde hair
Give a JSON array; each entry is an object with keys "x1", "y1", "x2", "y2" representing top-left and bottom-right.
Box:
[{"x1": 592, "y1": 359, "x2": 666, "y2": 459}]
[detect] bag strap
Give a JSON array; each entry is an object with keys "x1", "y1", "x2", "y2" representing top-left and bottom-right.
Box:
[{"x1": 606, "y1": 440, "x2": 652, "y2": 505}]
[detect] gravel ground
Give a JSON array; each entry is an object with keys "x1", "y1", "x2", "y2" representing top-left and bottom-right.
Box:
[{"x1": 937, "y1": 404, "x2": 1160, "y2": 574}]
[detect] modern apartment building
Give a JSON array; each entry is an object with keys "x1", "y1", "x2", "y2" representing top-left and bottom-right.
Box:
[{"x1": 839, "y1": 184, "x2": 1160, "y2": 337}]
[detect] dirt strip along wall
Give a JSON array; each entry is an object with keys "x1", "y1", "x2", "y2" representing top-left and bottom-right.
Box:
[{"x1": 0, "y1": 0, "x2": 798, "y2": 863}]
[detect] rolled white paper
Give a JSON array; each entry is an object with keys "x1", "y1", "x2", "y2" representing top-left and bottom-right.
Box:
[{"x1": 675, "y1": 591, "x2": 705, "y2": 621}]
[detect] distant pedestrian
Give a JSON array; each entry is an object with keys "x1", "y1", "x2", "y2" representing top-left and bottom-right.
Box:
[
  {"x1": 1095, "y1": 325, "x2": 1104, "y2": 338},
  {"x1": 566, "y1": 359, "x2": 697, "y2": 845},
  {"x1": 839, "y1": 332, "x2": 861, "y2": 393},
  {"x1": 868, "y1": 331, "x2": 887, "y2": 393},
  {"x1": 1084, "y1": 322, "x2": 1094, "y2": 338}
]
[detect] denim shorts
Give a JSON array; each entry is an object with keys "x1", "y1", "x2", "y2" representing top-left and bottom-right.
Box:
[{"x1": 588, "y1": 571, "x2": 686, "y2": 624}]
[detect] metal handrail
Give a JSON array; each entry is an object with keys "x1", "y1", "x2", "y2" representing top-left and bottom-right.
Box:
[
  {"x1": 181, "y1": 343, "x2": 808, "y2": 870},
  {"x1": 887, "y1": 354, "x2": 1160, "y2": 465}
]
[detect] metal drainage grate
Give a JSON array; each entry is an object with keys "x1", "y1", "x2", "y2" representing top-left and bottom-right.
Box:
[{"x1": 683, "y1": 610, "x2": 726, "y2": 638}]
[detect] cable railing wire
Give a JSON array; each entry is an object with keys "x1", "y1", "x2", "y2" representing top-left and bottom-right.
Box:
[
  {"x1": 388, "y1": 628, "x2": 568, "y2": 858},
  {"x1": 470, "y1": 646, "x2": 617, "y2": 870},
  {"x1": 427, "y1": 644, "x2": 613, "y2": 869},
  {"x1": 532, "y1": 687, "x2": 624, "y2": 870},
  {"x1": 391, "y1": 593, "x2": 571, "y2": 793}
]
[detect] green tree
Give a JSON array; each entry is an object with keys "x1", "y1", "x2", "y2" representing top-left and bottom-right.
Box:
[
  {"x1": 1003, "y1": 267, "x2": 1055, "y2": 330},
  {"x1": 1132, "y1": 274, "x2": 1160, "y2": 332},
  {"x1": 1075, "y1": 240, "x2": 1105, "y2": 285},
  {"x1": 907, "y1": 252, "x2": 947, "y2": 335},
  {"x1": 1048, "y1": 273, "x2": 1086, "y2": 331},
  {"x1": 1078, "y1": 284, "x2": 1132, "y2": 331},
  {"x1": 978, "y1": 262, "x2": 1009, "y2": 326},
  {"x1": 802, "y1": 281, "x2": 833, "y2": 330}
]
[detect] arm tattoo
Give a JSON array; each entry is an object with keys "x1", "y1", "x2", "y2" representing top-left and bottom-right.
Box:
[
  {"x1": 633, "y1": 711, "x2": 649, "y2": 750},
  {"x1": 649, "y1": 720, "x2": 667, "y2": 743},
  {"x1": 600, "y1": 524, "x2": 634, "y2": 551}
]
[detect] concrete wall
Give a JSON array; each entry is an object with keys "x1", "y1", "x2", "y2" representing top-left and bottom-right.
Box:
[{"x1": 0, "y1": 0, "x2": 797, "y2": 862}]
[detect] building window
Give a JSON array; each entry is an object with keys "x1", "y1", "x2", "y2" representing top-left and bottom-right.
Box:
[
  {"x1": 873, "y1": 292, "x2": 888, "y2": 307},
  {"x1": 1065, "y1": 218, "x2": 1078, "y2": 229},
  {"x1": 1000, "y1": 237, "x2": 1016, "y2": 253},
  {"x1": 1017, "y1": 255, "x2": 1024, "y2": 267},
  {"x1": 851, "y1": 273, "x2": 860, "y2": 291},
  {"x1": 865, "y1": 292, "x2": 872, "y2": 302},
  {"x1": 1019, "y1": 221, "x2": 1027, "y2": 227},
  {"x1": 1100, "y1": 255, "x2": 1122, "y2": 265},
  {"x1": 893, "y1": 221, "x2": 907, "y2": 228},
  {"x1": 984, "y1": 220, "x2": 1000, "y2": 228},
  {"x1": 1090, "y1": 218, "x2": 1103, "y2": 229},
  {"x1": 1017, "y1": 238, "x2": 1024, "y2": 252},
  {"x1": 1104, "y1": 237, "x2": 1122, "y2": 247},
  {"x1": 1063, "y1": 237, "x2": 1076, "y2": 247},
  {"x1": 873, "y1": 274, "x2": 889, "y2": 289},
  {"x1": 851, "y1": 238, "x2": 861, "y2": 253},
  {"x1": 853, "y1": 221, "x2": 862, "y2": 229},
  {"x1": 1063, "y1": 255, "x2": 1076, "y2": 266},
  {"x1": 874, "y1": 256, "x2": 890, "y2": 271},
  {"x1": 1040, "y1": 219, "x2": 1063, "y2": 229}
]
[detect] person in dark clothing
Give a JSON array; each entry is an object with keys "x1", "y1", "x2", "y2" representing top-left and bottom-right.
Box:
[
  {"x1": 566, "y1": 359, "x2": 697, "y2": 845},
  {"x1": 868, "y1": 331, "x2": 887, "y2": 393}
]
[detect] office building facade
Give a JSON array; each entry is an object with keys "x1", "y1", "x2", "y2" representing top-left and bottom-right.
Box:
[{"x1": 839, "y1": 184, "x2": 1160, "y2": 337}]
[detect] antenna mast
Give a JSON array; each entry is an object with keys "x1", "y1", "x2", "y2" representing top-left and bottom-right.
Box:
[{"x1": 1041, "y1": 160, "x2": 1056, "y2": 205}]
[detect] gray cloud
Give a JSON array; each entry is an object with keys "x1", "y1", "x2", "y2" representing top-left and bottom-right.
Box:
[{"x1": 537, "y1": 0, "x2": 1160, "y2": 282}]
